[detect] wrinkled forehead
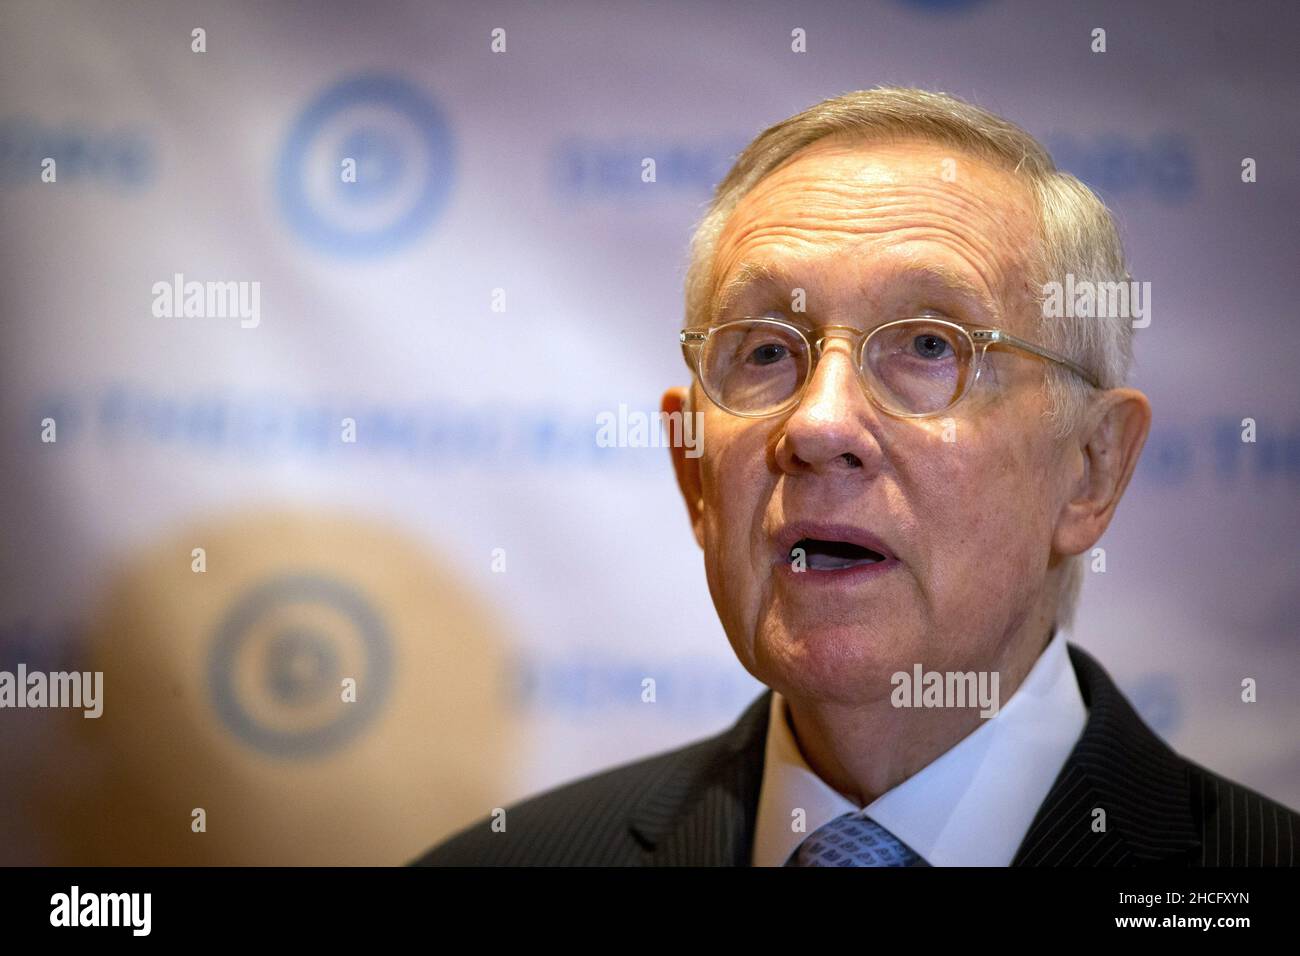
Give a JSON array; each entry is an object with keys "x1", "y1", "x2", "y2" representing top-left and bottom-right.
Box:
[{"x1": 708, "y1": 137, "x2": 1042, "y2": 330}]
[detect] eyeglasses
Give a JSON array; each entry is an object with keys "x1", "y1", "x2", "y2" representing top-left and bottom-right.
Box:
[{"x1": 679, "y1": 315, "x2": 1101, "y2": 419}]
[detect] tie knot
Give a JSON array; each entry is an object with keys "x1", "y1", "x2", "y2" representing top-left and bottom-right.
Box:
[{"x1": 785, "y1": 811, "x2": 930, "y2": 867}]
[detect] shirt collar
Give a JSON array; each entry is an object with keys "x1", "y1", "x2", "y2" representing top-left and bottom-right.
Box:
[{"x1": 751, "y1": 628, "x2": 1087, "y2": 866}]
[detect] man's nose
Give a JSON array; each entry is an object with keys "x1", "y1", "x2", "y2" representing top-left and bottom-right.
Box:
[{"x1": 774, "y1": 338, "x2": 885, "y2": 476}]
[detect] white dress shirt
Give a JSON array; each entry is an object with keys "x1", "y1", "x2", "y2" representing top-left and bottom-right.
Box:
[{"x1": 751, "y1": 629, "x2": 1087, "y2": 866}]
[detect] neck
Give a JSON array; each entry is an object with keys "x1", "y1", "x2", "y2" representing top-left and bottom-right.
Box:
[{"x1": 784, "y1": 617, "x2": 1056, "y2": 806}]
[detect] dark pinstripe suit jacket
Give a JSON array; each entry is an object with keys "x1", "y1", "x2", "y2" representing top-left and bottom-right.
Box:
[{"x1": 414, "y1": 644, "x2": 1299, "y2": 866}]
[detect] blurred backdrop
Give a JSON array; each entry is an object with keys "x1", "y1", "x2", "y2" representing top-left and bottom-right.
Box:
[{"x1": 1, "y1": 0, "x2": 1297, "y2": 864}]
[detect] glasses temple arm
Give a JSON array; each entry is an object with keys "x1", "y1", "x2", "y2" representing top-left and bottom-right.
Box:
[{"x1": 975, "y1": 329, "x2": 1102, "y2": 389}]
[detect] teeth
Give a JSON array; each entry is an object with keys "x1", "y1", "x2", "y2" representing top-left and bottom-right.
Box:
[
  {"x1": 790, "y1": 538, "x2": 885, "y2": 570},
  {"x1": 808, "y1": 552, "x2": 870, "y2": 570}
]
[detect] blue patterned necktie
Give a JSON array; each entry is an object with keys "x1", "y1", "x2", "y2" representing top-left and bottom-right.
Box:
[{"x1": 785, "y1": 811, "x2": 931, "y2": 867}]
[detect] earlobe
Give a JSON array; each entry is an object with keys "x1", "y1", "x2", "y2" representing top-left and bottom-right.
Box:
[
  {"x1": 662, "y1": 386, "x2": 706, "y2": 549},
  {"x1": 1052, "y1": 388, "x2": 1152, "y2": 557}
]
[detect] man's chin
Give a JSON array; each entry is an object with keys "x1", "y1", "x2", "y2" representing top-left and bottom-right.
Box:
[{"x1": 751, "y1": 621, "x2": 914, "y2": 704}]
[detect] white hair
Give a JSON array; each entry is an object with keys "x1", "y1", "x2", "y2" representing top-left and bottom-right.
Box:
[{"x1": 683, "y1": 87, "x2": 1137, "y2": 631}]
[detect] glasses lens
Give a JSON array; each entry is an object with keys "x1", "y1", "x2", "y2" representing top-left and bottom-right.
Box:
[
  {"x1": 863, "y1": 319, "x2": 974, "y2": 415},
  {"x1": 700, "y1": 320, "x2": 810, "y2": 416}
]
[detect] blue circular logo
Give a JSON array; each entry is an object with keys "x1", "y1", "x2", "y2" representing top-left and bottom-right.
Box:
[
  {"x1": 208, "y1": 573, "x2": 394, "y2": 757},
  {"x1": 277, "y1": 73, "x2": 455, "y2": 256}
]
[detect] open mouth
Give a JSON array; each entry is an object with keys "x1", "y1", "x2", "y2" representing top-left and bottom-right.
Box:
[{"x1": 791, "y1": 538, "x2": 887, "y2": 571}]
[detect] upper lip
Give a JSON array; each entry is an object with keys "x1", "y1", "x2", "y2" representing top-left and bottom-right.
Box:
[{"x1": 772, "y1": 521, "x2": 897, "y2": 565}]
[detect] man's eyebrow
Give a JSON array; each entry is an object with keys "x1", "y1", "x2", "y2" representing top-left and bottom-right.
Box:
[
  {"x1": 894, "y1": 261, "x2": 1001, "y2": 319},
  {"x1": 712, "y1": 261, "x2": 785, "y2": 318},
  {"x1": 711, "y1": 259, "x2": 1000, "y2": 321}
]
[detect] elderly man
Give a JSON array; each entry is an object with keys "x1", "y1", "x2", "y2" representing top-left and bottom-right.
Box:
[{"x1": 416, "y1": 88, "x2": 1299, "y2": 867}]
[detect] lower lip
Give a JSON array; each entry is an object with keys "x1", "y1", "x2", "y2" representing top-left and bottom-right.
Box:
[{"x1": 774, "y1": 555, "x2": 899, "y2": 585}]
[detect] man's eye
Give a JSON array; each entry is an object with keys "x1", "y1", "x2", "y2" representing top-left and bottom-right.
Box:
[
  {"x1": 912, "y1": 334, "x2": 952, "y2": 360},
  {"x1": 749, "y1": 343, "x2": 789, "y2": 366}
]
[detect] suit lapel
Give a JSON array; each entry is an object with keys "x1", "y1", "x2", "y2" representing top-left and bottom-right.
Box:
[
  {"x1": 627, "y1": 643, "x2": 1202, "y2": 867},
  {"x1": 628, "y1": 689, "x2": 772, "y2": 865},
  {"x1": 1012, "y1": 643, "x2": 1201, "y2": 866}
]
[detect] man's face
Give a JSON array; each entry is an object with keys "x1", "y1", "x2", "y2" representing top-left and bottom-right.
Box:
[{"x1": 689, "y1": 136, "x2": 1074, "y2": 705}]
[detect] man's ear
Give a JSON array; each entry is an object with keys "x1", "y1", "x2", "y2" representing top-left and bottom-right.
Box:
[
  {"x1": 662, "y1": 385, "x2": 705, "y2": 549},
  {"x1": 1053, "y1": 387, "x2": 1152, "y2": 558}
]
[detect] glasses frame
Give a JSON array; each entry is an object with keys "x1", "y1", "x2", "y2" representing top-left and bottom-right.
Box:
[{"x1": 679, "y1": 316, "x2": 1102, "y2": 420}]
